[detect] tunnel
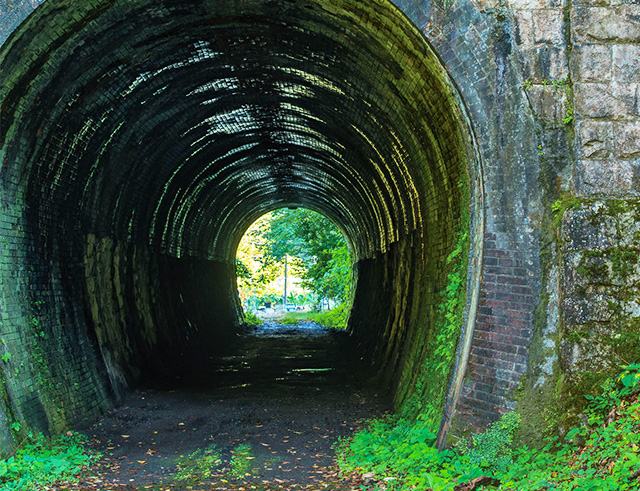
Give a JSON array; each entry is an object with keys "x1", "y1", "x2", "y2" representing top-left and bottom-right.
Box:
[{"x1": 0, "y1": 0, "x2": 482, "y2": 445}]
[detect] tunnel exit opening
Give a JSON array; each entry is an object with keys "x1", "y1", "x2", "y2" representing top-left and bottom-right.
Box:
[
  {"x1": 234, "y1": 208, "x2": 354, "y2": 330},
  {"x1": 0, "y1": 0, "x2": 484, "y2": 452}
]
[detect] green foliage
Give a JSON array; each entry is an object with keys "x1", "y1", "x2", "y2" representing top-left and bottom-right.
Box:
[
  {"x1": 461, "y1": 412, "x2": 521, "y2": 473},
  {"x1": 242, "y1": 310, "x2": 263, "y2": 327},
  {"x1": 229, "y1": 443, "x2": 254, "y2": 479},
  {"x1": 338, "y1": 364, "x2": 640, "y2": 490},
  {"x1": 336, "y1": 227, "x2": 471, "y2": 489},
  {"x1": 280, "y1": 303, "x2": 349, "y2": 329},
  {"x1": 236, "y1": 208, "x2": 353, "y2": 317},
  {"x1": 522, "y1": 77, "x2": 574, "y2": 125},
  {"x1": 265, "y1": 208, "x2": 352, "y2": 302},
  {"x1": 1, "y1": 338, "x2": 11, "y2": 364},
  {"x1": 235, "y1": 214, "x2": 283, "y2": 303},
  {"x1": 173, "y1": 445, "x2": 222, "y2": 484},
  {"x1": 401, "y1": 229, "x2": 469, "y2": 427},
  {"x1": 0, "y1": 432, "x2": 98, "y2": 491},
  {"x1": 551, "y1": 194, "x2": 584, "y2": 228}
]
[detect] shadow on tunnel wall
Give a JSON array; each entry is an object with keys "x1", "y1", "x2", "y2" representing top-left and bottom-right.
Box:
[{"x1": 82, "y1": 235, "x2": 241, "y2": 391}]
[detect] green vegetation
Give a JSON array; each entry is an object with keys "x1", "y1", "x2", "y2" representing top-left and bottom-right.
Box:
[
  {"x1": 337, "y1": 363, "x2": 640, "y2": 490},
  {"x1": 173, "y1": 445, "x2": 222, "y2": 484},
  {"x1": 236, "y1": 208, "x2": 352, "y2": 317},
  {"x1": 264, "y1": 209, "x2": 352, "y2": 303},
  {"x1": 243, "y1": 310, "x2": 264, "y2": 327},
  {"x1": 334, "y1": 226, "x2": 470, "y2": 488},
  {"x1": 0, "y1": 432, "x2": 98, "y2": 491},
  {"x1": 551, "y1": 193, "x2": 584, "y2": 228},
  {"x1": 280, "y1": 303, "x2": 350, "y2": 329},
  {"x1": 229, "y1": 443, "x2": 255, "y2": 480},
  {"x1": 522, "y1": 77, "x2": 574, "y2": 126},
  {"x1": 170, "y1": 443, "x2": 256, "y2": 485},
  {"x1": 401, "y1": 229, "x2": 469, "y2": 426}
]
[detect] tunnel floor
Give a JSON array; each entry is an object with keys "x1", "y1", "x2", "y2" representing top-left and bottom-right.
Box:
[{"x1": 83, "y1": 322, "x2": 389, "y2": 489}]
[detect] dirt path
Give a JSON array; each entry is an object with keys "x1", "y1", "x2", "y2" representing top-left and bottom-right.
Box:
[{"x1": 81, "y1": 322, "x2": 389, "y2": 490}]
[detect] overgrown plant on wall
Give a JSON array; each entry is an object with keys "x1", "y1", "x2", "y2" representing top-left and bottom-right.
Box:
[{"x1": 336, "y1": 224, "x2": 471, "y2": 482}]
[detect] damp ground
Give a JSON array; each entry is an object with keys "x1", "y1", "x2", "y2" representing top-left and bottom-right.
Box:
[{"x1": 83, "y1": 322, "x2": 389, "y2": 490}]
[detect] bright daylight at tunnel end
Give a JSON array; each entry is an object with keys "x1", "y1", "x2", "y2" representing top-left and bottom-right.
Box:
[{"x1": 1, "y1": 0, "x2": 639, "y2": 489}]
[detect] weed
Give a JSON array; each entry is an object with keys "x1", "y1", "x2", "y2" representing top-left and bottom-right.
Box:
[
  {"x1": 337, "y1": 364, "x2": 640, "y2": 490},
  {"x1": 173, "y1": 445, "x2": 222, "y2": 484},
  {"x1": 0, "y1": 432, "x2": 98, "y2": 491},
  {"x1": 280, "y1": 303, "x2": 349, "y2": 329},
  {"x1": 229, "y1": 444, "x2": 255, "y2": 480},
  {"x1": 243, "y1": 310, "x2": 264, "y2": 327}
]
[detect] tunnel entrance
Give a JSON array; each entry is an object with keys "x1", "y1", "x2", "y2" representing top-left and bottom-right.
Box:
[{"x1": 0, "y1": 0, "x2": 483, "y2": 461}]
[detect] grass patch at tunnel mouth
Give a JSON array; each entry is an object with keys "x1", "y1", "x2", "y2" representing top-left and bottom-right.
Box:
[{"x1": 278, "y1": 304, "x2": 350, "y2": 330}]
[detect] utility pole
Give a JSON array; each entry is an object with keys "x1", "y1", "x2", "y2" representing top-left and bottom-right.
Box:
[{"x1": 283, "y1": 254, "x2": 288, "y2": 309}]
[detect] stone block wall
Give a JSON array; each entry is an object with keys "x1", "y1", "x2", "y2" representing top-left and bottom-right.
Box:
[
  {"x1": 519, "y1": 199, "x2": 640, "y2": 438},
  {"x1": 508, "y1": 0, "x2": 640, "y2": 439},
  {"x1": 572, "y1": 3, "x2": 640, "y2": 197},
  {"x1": 561, "y1": 201, "x2": 640, "y2": 408}
]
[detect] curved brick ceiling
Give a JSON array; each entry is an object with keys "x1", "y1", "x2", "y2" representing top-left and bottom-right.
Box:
[
  {"x1": 1, "y1": 0, "x2": 469, "y2": 262},
  {"x1": 0, "y1": 0, "x2": 476, "y2": 435}
]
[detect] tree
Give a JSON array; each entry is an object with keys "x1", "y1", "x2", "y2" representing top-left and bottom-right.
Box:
[
  {"x1": 264, "y1": 209, "x2": 352, "y2": 303},
  {"x1": 236, "y1": 208, "x2": 353, "y2": 309}
]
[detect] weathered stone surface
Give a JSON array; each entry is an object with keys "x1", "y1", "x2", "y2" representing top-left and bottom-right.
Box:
[
  {"x1": 572, "y1": 6, "x2": 640, "y2": 43},
  {"x1": 559, "y1": 200, "x2": 640, "y2": 417},
  {"x1": 573, "y1": 44, "x2": 612, "y2": 82},
  {"x1": 532, "y1": 9, "x2": 565, "y2": 45},
  {"x1": 577, "y1": 120, "x2": 612, "y2": 159},
  {"x1": 514, "y1": 10, "x2": 535, "y2": 46},
  {"x1": 527, "y1": 84, "x2": 568, "y2": 122},
  {"x1": 615, "y1": 123, "x2": 640, "y2": 159},
  {"x1": 508, "y1": 0, "x2": 562, "y2": 8},
  {"x1": 613, "y1": 45, "x2": 640, "y2": 83},
  {"x1": 573, "y1": 0, "x2": 610, "y2": 6},
  {"x1": 562, "y1": 203, "x2": 618, "y2": 249},
  {"x1": 576, "y1": 159, "x2": 640, "y2": 196},
  {"x1": 574, "y1": 82, "x2": 638, "y2": 119}
]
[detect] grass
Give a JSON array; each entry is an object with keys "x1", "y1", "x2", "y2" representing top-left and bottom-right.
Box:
[
  {"x1": 170, "y1": 443, "x2": 255, "y2": 485},
  {"x1": 279, "y1": 303, "x2": 349, "y2": 329},
  {"x1": 0, "y1": 432, "x2": 99, "y2": 491},
  {"x1": 229, "y1": 443, "x2": 255, "y2": 479},
  {"x1": 243, "y1": 310, "x2": 264, "y2": 327},
  {"x1": 173, "y1": 445, "x2": 222, "y2": 484}
]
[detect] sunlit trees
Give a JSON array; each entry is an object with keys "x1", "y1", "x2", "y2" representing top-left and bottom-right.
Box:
[{"x1": 235, "y1": 208, "x2": 352, "y2": 310}]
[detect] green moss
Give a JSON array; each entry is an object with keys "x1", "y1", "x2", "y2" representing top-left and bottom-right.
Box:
[
  {"x1": 517, "y1": 197, "x2": 640, "y2": 444},
  {"x1": 609, "y1": 248, "x2": 638, "y2": 278},
  {"x1": 576, "y1": 256, "x2": 608, "y2": 281},
  {"x1": 550, "y1": 193, "x2": 584, "y2": 229}
]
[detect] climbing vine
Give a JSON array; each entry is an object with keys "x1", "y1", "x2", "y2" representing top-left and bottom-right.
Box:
[
  {"x1": 336, "y1": 222, "x2": 471, "y2": 485},
  {"x1": 401, "y1": 228, "x2": 470, "y2": 427}
]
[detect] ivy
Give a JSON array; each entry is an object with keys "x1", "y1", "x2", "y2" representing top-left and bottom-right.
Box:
[{"x1": 335, "y1": 227, "x2": 471, "y2": 487}]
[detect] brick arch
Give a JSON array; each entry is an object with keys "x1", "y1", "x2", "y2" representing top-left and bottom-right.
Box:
[{"x1": 0, "y1": 0, "x2": 543, "y2": 451}]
